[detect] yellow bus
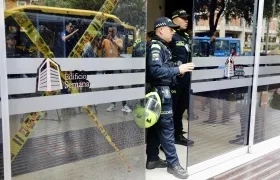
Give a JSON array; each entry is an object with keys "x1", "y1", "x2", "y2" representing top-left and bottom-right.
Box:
[{"x1": 4, "y1": 5, "x2": 136, "y2": 57}]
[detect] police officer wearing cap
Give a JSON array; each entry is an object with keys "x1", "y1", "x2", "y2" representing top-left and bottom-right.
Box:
[
  {"x1": 146, "y1": 17, "x2": 195, "y2": 179},
  {"x1": 169, "y1": 10, "x2": 198, "y2": 147},
  {"x1": 132, "y1": 29, "x2": 146, "y2": 57}
]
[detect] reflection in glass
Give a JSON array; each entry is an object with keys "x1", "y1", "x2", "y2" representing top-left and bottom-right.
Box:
[
  {"x1": 189, "y1": 0, "x2": 257, "y2": 166},
  {"x1": 5, "y1": 0, "x2": 146, "y2": 179},
  {"x1": 253, "y1": 0, "x2": 280, "y2": 144},
  {"x1": 4, "y1": 5, "x2": 138, "y2": 58},
  {"x1": 9, "y1": 102, "x2": 145, "y2": 179}
]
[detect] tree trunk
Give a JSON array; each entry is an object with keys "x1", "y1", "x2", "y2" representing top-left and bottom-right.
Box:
[
  {"x1": 209, "y1": 0, "x2": 225, "y2": 36},
  {"x1": 209, "y1": 0, "x2": 217, "y2": 35},
  {"x1": 215, "y1": 0, "x2": 225, "y2": 30}
]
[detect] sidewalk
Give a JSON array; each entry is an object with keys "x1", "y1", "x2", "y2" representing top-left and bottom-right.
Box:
[{"x1": 209, "y1": 148, "x2": 280, "y2": 180}]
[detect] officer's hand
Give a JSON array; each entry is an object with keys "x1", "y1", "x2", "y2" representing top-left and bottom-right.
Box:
[{"x1": 179, "y1": 63, "x2": 195, "y2": 74}]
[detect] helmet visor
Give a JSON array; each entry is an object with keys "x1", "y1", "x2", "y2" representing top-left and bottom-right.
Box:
[{"x1": 145, "y1": 97, "x2": 161, "y2": 118}]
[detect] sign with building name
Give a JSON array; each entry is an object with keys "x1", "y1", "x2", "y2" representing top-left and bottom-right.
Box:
[
  {"x1": 36, "y1": 58, "x2": 90, "y2": 92},
  {"x1": 36, "y1": 58, "x2": 63, "y2": 92},
  {"x1": 64, "y1": 71, "x2": 90, "y2": 89},
  {"x1": 224, "y1": 55, "x2": 245, "y2": 78},
  {"x1": 224, "y1": 56, "x2": 234, "y2": 78}
]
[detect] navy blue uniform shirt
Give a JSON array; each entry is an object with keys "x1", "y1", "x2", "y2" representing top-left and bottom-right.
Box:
[{"x1": 146, "y1": 36, "x2": 180, "y2": 87}]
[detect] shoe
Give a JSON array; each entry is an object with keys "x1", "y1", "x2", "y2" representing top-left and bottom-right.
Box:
[
  {"x1": 167, "y1": 164, "x2": 189, "y2": 179},
  {"x1": 122, "y1": 105, "x2": 132, "y2": 113},
  {"x1": 107, "y1": 104, "x2": 117, "y2": 112},
  {"x1": 146, "y1": 158, "x2": 168, "y2": 170},
  {"x1": 229, "y1": 138, "x2": 244, "y2": 145},
  {"x1": 236, "y1": 134, "x2": 244, "y2": 138},
  {"x1": 175, "y1": 134, "x2": 194, "y2": 146}
]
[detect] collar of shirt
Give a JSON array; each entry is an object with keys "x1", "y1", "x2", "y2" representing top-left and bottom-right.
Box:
[
  {"x1": 175, "y1": 30, "x2": 189, "y2": 42},
  {"x1": 152, "y1": 35, "x2": 168, "y2": 45}
]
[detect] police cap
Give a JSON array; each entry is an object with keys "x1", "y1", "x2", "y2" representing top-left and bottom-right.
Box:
[
  {"x1": 154, "y1": 17, "x2": 180, "y2": 30},
  {"x1": 171, "y1": 9, "x2": 190, "y2": 19},
  {"x1": 6, "y1": 33, "x2": 16, "y2": 40}
]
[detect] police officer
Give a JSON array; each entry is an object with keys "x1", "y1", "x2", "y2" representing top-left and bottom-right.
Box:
[
  {"x1": 168, "y1": 10, "x2": 198, "y2": 147},
  {"x1": 132, "y1": 29, "x2": 146, "y2": 57},
  {"x1": 146, "y1": 17, "x2": 195, "y2": 179},
  {"x1": 146, "y1": 31, "x2": 155, "y2": 43}
]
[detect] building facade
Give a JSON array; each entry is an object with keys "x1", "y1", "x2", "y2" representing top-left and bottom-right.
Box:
[{"x1": 1, "y1": 0, "x2": 280, "y2": 180}]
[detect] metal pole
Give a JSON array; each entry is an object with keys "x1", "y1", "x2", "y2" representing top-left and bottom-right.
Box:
[
  {"x1": 248, "y1": 0, "x2": 265, "y2": 154},
  {"x1": 0, "y1": 2, "x2": 12, "y2": 180}
]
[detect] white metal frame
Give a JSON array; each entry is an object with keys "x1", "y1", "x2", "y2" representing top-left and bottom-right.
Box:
[
  {"x1": 0, "y1": 1, "x2": 12, "y2": 180},
  {"x1": 248, "y1": 0, "x2": 265, "y2": 153}
]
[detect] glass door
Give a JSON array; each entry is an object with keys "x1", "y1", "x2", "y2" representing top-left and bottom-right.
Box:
[
  {"x1": 188, "y1": 0, "x2": 259, "y2": 169},
  {"x1": 253, "y1": 0, "x2": 280, "y2": 145}
]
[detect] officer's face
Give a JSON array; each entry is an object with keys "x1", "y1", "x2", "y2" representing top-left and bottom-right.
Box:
[
  {"x1": 174, "y1": 17, "x2": 188, "y2": 30},
  {"x1": 160, "y1": 26, "x2": 175, "y2": 42}
]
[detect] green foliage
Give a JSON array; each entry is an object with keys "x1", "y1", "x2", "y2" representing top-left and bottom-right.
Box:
[
  {"x1": 114, "y1": 0, "x2": 146, "y2": 27},
  {"x1": 42, "y1": 0, "x2": 146, "y2": 27},
  {"x1": 195, "y1": 0, "x2": 280, "y2": 34}
]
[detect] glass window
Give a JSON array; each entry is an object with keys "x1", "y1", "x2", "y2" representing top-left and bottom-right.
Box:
[
  {"x1": 189, "y1": 0, "x2": 257, "y2": 167},
  {"x1": 214, "y1": 40, "x2": 229, "y2": 51},
  {"x1": 254, "y1": 0, "x2": 280, "y2": 144},
  {"x1": 4, "y1": 1, "x2": 146, "y2": 180}
]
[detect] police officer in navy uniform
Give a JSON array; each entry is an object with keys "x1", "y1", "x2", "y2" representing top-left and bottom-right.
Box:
[
  {"x1": 146, "y1": 17, "x2": 195, "y2": 179},
  {"x1": 132, "y1": 29, "x2": 146, "y2": 57},
  {"x1": 169, "y1": 10, "x2": 198, "y2": 147}
]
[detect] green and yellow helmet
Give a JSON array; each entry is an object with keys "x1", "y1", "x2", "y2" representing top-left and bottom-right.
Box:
[{"x1": 133, "y1": 91, "x2": 161, "y2": 128}]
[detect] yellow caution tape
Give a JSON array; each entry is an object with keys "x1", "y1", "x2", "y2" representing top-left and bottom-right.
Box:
[
  {"x1": 11, "y1": 10, "x2": 54, "y2": 58},
  {"x1": 9, "y1": 0, "x2": 131, "y2": 172},
  {"x1": 83, "y1": 106, "x2": 132, "y2": 172},
  {"x1": 11, "y1": 112, "x2": 45, "y2": 161},
  {"x1": 68, "y1": 0, "x2": 119, "y2": 58}
]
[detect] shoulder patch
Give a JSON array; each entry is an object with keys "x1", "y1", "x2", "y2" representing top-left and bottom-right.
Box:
[
  {"x1": 151, "y1": 51, "x2": 160, "y2": 61},
  {"x1": 176, "y1": 41, "x2": 185, "y2": 46},
  {"x1": 151, "y1": 44, "x2": 161, "y2": 50}
]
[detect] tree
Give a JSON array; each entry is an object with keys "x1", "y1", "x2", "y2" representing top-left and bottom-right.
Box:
[
  {"x1": 114, "y1": 0, "x2": 146, "y2": 27},
  {"x1": 194, "y1": 0, "x2": 280, "y2": 36},
  {"x1": 42, "y1": 0, "x2": 146, "y2": 27},
  {"x1": 41, "y1": 0, "x2": 70, "y2": 7}
]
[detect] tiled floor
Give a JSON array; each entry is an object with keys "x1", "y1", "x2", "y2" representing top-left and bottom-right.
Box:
[
  {"x1": 209, "y1": 148, "x2": 280, "y2": 180},
  {"x1": 13, "y1": 146, "x2": 146, "y2": 180},
  {"x1": 11, "y1": 121, "x2": 144, "y2": 177}
]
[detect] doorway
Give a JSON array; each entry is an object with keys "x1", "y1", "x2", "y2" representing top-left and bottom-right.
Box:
[
  {"x1": 165, "y1": 0, "x2": 193, "y2": 31},
  {"x1": 147, "y1": 0, "x2": 193, "y2": 31}
]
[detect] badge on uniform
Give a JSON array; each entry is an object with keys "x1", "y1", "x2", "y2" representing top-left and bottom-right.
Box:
[
  {"x1": 177, "y1": 61, "x2": 182, "y2": 66},
  {"x1": 176, "y1": 41, "x2": 185, "y2": 46},
  {"x1": 152, "y1": 53, "x2": 159, "y2": 61},
  {"x1": 162, "y1": 87, "x2": 171, "y2": 99}
]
